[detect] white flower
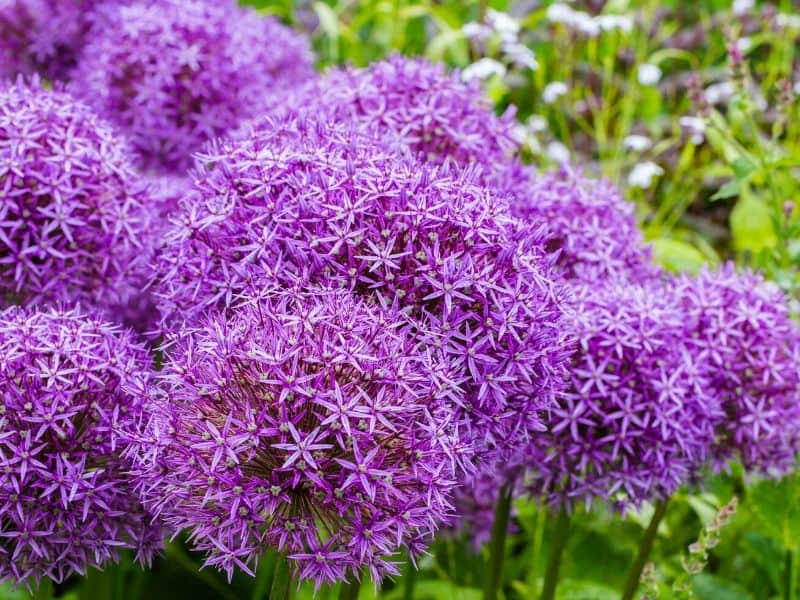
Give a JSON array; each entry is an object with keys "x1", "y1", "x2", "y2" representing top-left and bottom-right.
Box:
[
  {"x1": 462, "y1": 22, "x2": 493, "y2": 42},
  {"x1": 511, "y1": 124, "x2": 542, "y2": 154},
  {"x1": 793, "y1": 81, "x2": 800, "y2": 96},
  {"x1": 732, "y1": 0, "x2": 754, "y2": 16},
  {"x1": 543, "y1": 81, "x2": 568, "y2": 104},
  {"x1": 776, "y1": 13, "x2": 800, "y2": 29},
  {"x1": 637, "y1": 63, "x2": 662, "y2": 86},
  {"x1": 503, "y1": 42, "x2": 538, "y2": 70},
  {"x1": 487, "y1": 9, "x2": 519, "y2": 42},
  {"x1": 546, "y1": 3, "x2": 575, "y2": 24},
  {"x1": 679, "y1": 116, "x2": 706, "y2": 144},
  {"x1": 628, "y1": 162, "x2": 663, "y2": 189},
  {"x1": 736, "y1": 37, "x2": 752, "y2": 53},
  {"x1": 461, "y1": 58, "x2": 507, "y2": 82},
  {"x1": 527, "y1": 115, "x2": 548, "y2": 133},
  {"x1": 704, "y1": 81, "x2": 735, "y2": 105},
  {"x1": 595, "y1": 15, "x2": 634, "y2": 33},
  {"x1": 546, "y1": 3, "x2": 599, "y2": 36},
  {"x1": 623, "y1": 134, "x2": 652, "y2": 152},
  {"x1": 545, "y1": 141, "x2": 570, "y2": 164}
]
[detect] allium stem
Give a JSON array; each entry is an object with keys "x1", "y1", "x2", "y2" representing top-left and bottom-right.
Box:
[
  {"x1": 621, "y1": 499, "x2": 670, "y2": 600},
  {"x1": 539, "y1": 509, "x2": 572, "y2": 600},
  {"x1": 483, "y1": 482, "x2": 515, "y2": 600},
  {"x1": 403, "y1": 557, "x2": 417, "y2": 600},
  {"x1": 339, "y1": 580, "x2": 361, "y2": 600},
  {"x1": 785, "y1": 548, "x2": 795, "y2": 600},
  {"x1": 269, "y1": 555, "x2": 293, "y2": 600},
  {"x1": 165, "y1": 542, "x2": 239, "y2": 600},
  {"x1": 31, "y1": 578, "x2": 53, "y2": 600}
]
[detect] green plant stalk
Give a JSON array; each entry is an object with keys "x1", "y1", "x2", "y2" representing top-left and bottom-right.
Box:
[
  {"x1": 483, "y1": 482, "x2": 515, "y2": 600},
  {"x1": 339, "y1": 580, "x2": 361, "y2": 600},
  {"x1": 621, "y1": 499, "x2": 670, "y2": 600},
  {"x1": 165, "y1": 541, "x2": 240, "y2": 600},
  {"x1": 31, "y1": 578, "x2": 53, "y2": 600},
  {"x1": 786, "y1": 548, "x2": 795, "y2": 600},
  {"x1": 270, "y1": 554, "x2": 293, "y2": 600},
  {"x1": 538, "y1": 509, "x2": 572, "y2": 600},
  {"x1": 403, "y1": 557, "x2": 417, "y2": 600}
]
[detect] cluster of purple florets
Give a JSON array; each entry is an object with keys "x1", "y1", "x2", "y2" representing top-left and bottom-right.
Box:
[{"x1": 0, "y1": 0, "x2": 797, "y2": 590}]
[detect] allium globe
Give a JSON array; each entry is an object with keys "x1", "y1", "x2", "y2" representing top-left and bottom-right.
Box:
[
  {"x1": 0, "y1": 78, "x2": 154, "y2": 325},
  {"x1": 509, "y1": 166, "x2": 659, "y2": 284},
  {"x1": 0, "y1": 305, "x2": 160, "y2": 585},
  {"x1": 528, "y1": 281, "x2": 717, "y2": 510},
  {"x1": 250, "y1": 54, "x2": 520, "y2": 173},
  {"x1": 154, "y1": 115, "x2": 572, "y2": 468},
  {"x1": 71, "y1": 0, "x2": 316, "y2": 172},
  {"x1": 130, "y1": 290, "x2": 458, "y2": 585},
  {"x1": 676, "y1": 265, "x2": 800, "y2": 475},
  {"x1": 0, "y1": 0, "x2": 106, "y2": 80}
]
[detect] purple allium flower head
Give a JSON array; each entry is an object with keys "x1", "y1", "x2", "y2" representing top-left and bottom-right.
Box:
[
  {"x1": 509, "y1": 166, "x2": 660, "y2": 284},
  {"x1": 0, "y1": 305, "x2": 161, "y2": 585},
  {"x1": 153, "y1": 115, "x2": 572, "y2": 469},
  {"x1": 0, "y1": 0, "x2": 109, "y2": 80},
  {"x1": 0, "y1": 77, "x2": 155, "y2": 327},
  {"x1": 251, "y1": 54, "x2": 520, "y2": 173},
  {"x1": 675, "y1": 264, "x2": 800, "y2": 475},
  {"x1": 528, "y1": 281, "x2": 717, "y2": 511},
  {"x1": 71, "y1": 0, "x2": 316, "y2": 173},
  {"x1": 130, "y1": 289, "x2": 457, "y2": 585}
]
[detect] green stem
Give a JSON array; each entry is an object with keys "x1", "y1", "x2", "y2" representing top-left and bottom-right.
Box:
[
  {"x1": 269, "y1": 554, "x2": 293, "y2": 600},
  {"x1": 785, "y1": 548, "x2": 795, "y2": 600},
  {"x1": 339, "y1": 580, "x2": 361, "y2": 600},
  {"x1": 483, "y1": 482, "x2": 515, "y2": 600},
  {"x1": 621, "y1": 499, "x2": 670, "y2": 600},
  {"x1": 403, "y1": 557, "x2": 417, "y2": 600},
  {"x1": 539, "y1": 509, "x2": 572, "y2": 600},
  {"x1": 165, "y1": 541, "x2": 239, "y2": 600},
  {"x1": 30, "y1": 579, "x2": 53, "y2": 600}
]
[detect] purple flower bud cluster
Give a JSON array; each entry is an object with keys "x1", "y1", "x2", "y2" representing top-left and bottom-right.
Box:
[
  {"x1": 675, "y1": 265, "x2": 800, "y2": 475},
  {"x1": 153, "y1": 114, "x2": 573, "y2": 473},
  {"x1": 0, "y1": 305, "x2": 160, "y2": 584},
  {"x1": 128, "y1": 290, "x2": 457, "y2": 584},
  {"x1": 509, "y1": 166, "x2": 659, "y2": 284},
  {"x1": 72, "y1": 0, "x2": 316, "y2": 173},
  {"x1": 0, "y1": 0, "x2": 108, "y2": 81},
  {"x1": 527, "y1": 281, "x2": 718, "y2": 510},
  {"x1": 0, "y1": 77, "x2": 153, "y2": 324},
  {"x1": 251, "y1": 54, "x2": 520, "y2": 175}
]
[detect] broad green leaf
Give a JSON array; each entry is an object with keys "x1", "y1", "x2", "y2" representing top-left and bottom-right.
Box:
[
  {"x1": 748, "y1": 475, "x2": 800, "y2": 550},
  {"x1": 692, "y1": 574, "x2": 754, "y2": 600},
  {"x1": 729, "y1": 195, "x2": 777, "y2": 253},
  {"x1": 651, "y1": 238, "x2": 708, "y2": 273}
]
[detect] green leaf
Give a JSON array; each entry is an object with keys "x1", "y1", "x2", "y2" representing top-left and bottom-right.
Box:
[
  {"x1": 555, "y1": 579, "x2": 619, "y2": 600},
  {"x1": 747, "y1": 475, "x2": 800, "y2": 551},
  {"x1": 710, "y1": 179, "x2": 741, "y2": 201},
  {"x1": 692, "y1": 574, "x2": 754, "y2": 600},
  {"x1": 729, "y1": 195, "x2": 777, "y2": 253},
  {"x1": 651, "y1": 238, "x2": 708, "y2": 274}
]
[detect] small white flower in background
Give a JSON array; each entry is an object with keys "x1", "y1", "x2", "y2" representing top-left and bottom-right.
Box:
[
  {"x1": 793, "y1": 81, "x2": 800, "y2": 96},
  {"x1": 595, "y1": 15, "x2": 634, "y2": 33},
  {"x1": 546, "y1": 141, "x2": 570, "y2": 164},
  {"x1": 461, "y1": 58, "x2": 506, "y2": 82},
  {"x1": 528, "y1": 115, "x2": 548, "y2": 133},
  {"x1": 623, "y1": 134, "x2": 652, "y2": 152},
  {"x1": 628, "y1": 162, "x2": 663, "y2": 189},
  {"x1": 487, "y1": 9, "x2": 519, "y2": 42},
  {"x1": 546, "y1": 3, "x2": 599, "y2": 36},
  {"x1": 776, "y1": 13, "x2": 800, "y2": 29},
  {"x1": 462, "y1": 21, "x2": 493, "y2": 42},
  {"x1": 511, "y1": 123, "x2": 542, "y2": 154},
  {"x1": 637, "y1": 63, "x2": 662, "y2": 86},
  {"x1": 543, "y1": 81, "x2": 568, "y2": 104},
  {"x1": 679, "y1": 116, "x2": 706, "y2": 144},
  {"x1": 732, "y1": 0, "x2": 754, "y2": 16},
  {"x1": 736, "y1": 37, "x2": 752, "y2": 53},
  {"x1": 704, "y1": 81, "x2": 735, "y2": 104},
  {"x1": 503, "y1": 43, "x2": 538, "y2": 70}
]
